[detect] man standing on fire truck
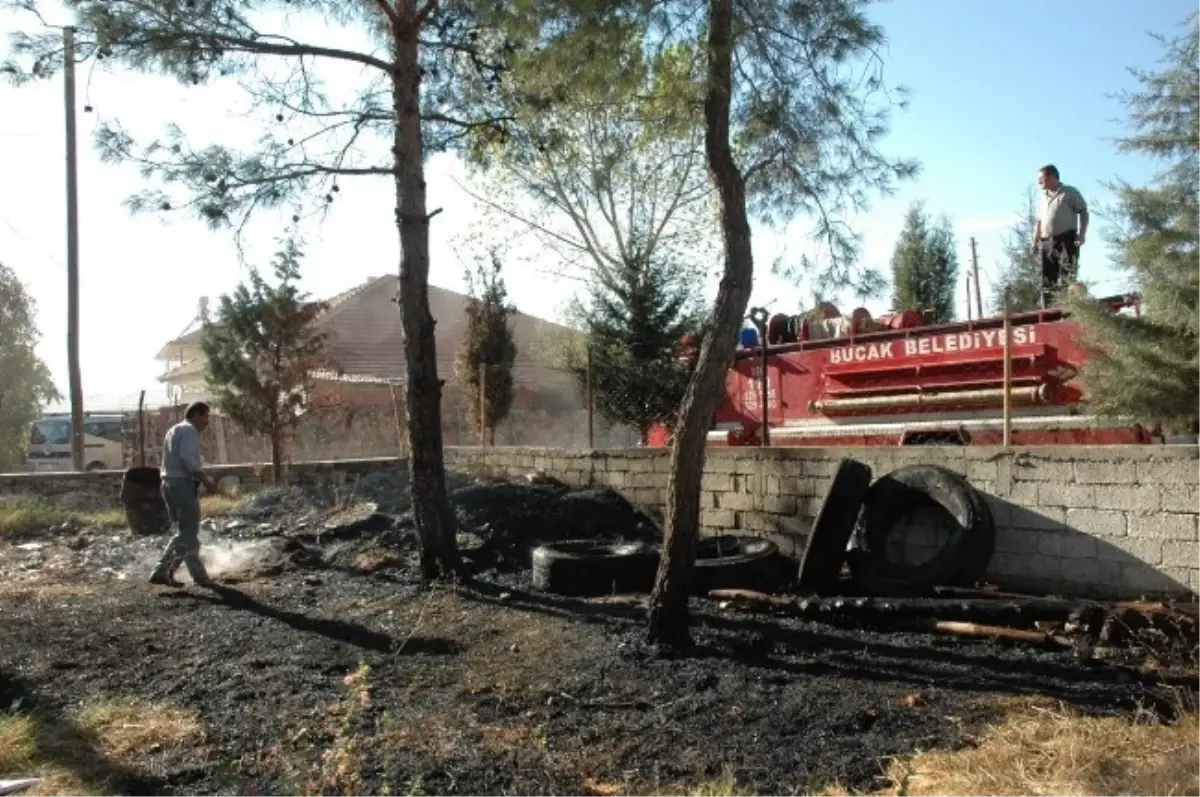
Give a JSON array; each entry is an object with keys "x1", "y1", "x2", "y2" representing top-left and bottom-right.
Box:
[{"x1": 1032, "y1": 164, "x2": 1089, "y2": 308}]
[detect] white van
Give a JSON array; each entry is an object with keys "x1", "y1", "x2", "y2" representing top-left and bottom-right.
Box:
[{"x1": 26, "y1": 412, "x2": 127, "y2": 472}]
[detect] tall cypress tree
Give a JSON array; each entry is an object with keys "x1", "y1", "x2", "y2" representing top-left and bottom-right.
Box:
[
  {"x1": 1071, "y1": 13, "x2": 1199, "y2": 434},
  {"x1": 455, "y1": 254, "x2": 517, "y2": 445},
  {"x1": 890, "y1": 201, "x2": 959, "y2": 323}
]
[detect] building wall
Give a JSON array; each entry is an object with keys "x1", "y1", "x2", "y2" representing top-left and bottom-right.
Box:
[{"x1": 3, "y1": 445, "x2": 1194, "y2": 600}]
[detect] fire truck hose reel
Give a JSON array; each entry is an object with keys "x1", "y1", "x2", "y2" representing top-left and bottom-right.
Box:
[
  {"x1": 848, "y1": 465, "x2": 997, "y2": 597},
  {"x1": 795, "y1": 458, "x2": 874, "y2": 596}
]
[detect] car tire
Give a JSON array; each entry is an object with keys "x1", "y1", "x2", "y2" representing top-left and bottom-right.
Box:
[
  {"x1": 531, "y1": 540, "x2": 660, "y2": 597},
  {"x1": 795, "y1": 458, "x2": 873, "y2": 595},
  {"x1": 848, "y1": 464, "x2": 997, "y2": 596},
  {"x1": 691, "y1": 534, "x2": 780, "y2": 594}
]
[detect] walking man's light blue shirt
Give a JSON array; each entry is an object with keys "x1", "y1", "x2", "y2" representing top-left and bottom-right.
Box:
[{"x1": 162, "y1": 420, "x2": 203, "y2": 480}]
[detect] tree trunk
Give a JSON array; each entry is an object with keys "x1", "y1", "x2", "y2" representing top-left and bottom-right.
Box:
[
  {"x1": 268, "y1": 401, "x2": 282, "y2": 484},
  {"x1": 391, "y1": 7, "x2": 461, "y2": 581},
  {"x1": 269, "y1": 431, "x2": 282, "y2": 484},
  {"x1": 646, "y1": 0, "x2": 755, "y2": 648}
]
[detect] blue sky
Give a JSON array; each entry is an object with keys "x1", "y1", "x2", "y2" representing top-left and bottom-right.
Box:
[{"x1": 0, "y1": 0, "x2": 1192, "y2": 411}]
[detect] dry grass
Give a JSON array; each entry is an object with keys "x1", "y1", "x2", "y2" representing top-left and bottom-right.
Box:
[
  {"x1": 0, "y1": 492, "x2": 250, "y2": 538},
  {"x1": 201, "y1": 492, "x2": 251, "y2": 517},
  {"x1": 0, "y1": 698, "x2": 202, "y2": 796},
  {"x1": 639, "y1": 698, "x2": 1199, "y2": 797},
  {"x1": 0, "y1": 500, "x2": 122, "y2": 536},
  {"x1": 884, "y1": 697, "x2": 1200, "y2": 797}
]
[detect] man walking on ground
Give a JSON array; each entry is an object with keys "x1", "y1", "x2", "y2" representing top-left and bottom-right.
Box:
[
  {"x1": 150, "y1": 402, "x2": 220, "y2": 587},
  {"x1": 1032, "y1": 164, "x2": 1089, "y2": 308}
]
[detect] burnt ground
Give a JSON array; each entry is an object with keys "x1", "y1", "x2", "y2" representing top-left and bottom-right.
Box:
[{"x1": 1, "y1": 472, "x2": 1196, "y2": 796}]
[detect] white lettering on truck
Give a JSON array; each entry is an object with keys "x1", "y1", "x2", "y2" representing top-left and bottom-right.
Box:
[{"x1": 828, "y1": 327, "x2": 1038, "y2": 364}]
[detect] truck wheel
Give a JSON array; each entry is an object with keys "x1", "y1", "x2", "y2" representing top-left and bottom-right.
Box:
[
  {"x1": 795, "y1": 458, "x2": 873, "y2": 596},
  {"x1": 691, "y1": 534, "x2": 780, "y2": 594},
  {"x1": 849, "y1": 465, "x2": 996, "y2": 596},
  {"x1": 531, "y1": 540, "x2": 659, "y2": 597}
]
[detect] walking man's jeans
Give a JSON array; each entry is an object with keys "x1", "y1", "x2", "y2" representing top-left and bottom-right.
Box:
[{"x1": 154, "y1": 477, "x2": 209, "y2": 581}]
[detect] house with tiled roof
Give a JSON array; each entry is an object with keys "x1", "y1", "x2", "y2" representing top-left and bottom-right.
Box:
[{"x1": 153, "y1": 276, "x2": 586, "y2": 442}]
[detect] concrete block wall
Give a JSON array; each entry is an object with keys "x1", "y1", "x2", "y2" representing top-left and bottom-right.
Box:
[
  {"x1": 2, "y1": 446, "x2": 1196, "y2": 599},
  {"x1": 442, "y1": 445, "x2": 1200, "y2": 599}
]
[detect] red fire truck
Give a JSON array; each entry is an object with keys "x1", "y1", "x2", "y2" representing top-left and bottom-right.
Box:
[{"x1": 648, "y1": 293, "x2": 1166, "y2": 448}]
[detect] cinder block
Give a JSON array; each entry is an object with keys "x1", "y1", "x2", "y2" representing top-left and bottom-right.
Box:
[
  {"x1": 982, "y1": 495, "x2": 1013, "y2": 525},
  {"x1": 995, "y1": 529, "x2": 1041, "y2": 554},
  {"x1": 989, "y1": 552, "x2": 1036, "y2": 577},
  {"x1": 1162, "y1": 540, "x2": 1200, "y2": 567},
  {"x1": 1157, "y1": 567, "x2": 1194, "y2": 590},
  {"x1": 1094, "y1": 485, "x2": 1160, "y2": 513},
  {"x1": 706, "y1": 457, "x2": 741, "y2": 474},
  {"x1": 700, "y1": 472, "x2": 733, "y2": 492},
  {"x1": 1074, "y1": 461, "x2": 1137, "y2": 485},
  {"x1": 1060, "y1": 557, "x2": 1121, "y2": 586},
  {"x1": 717, "y1": 492, "x2": 755, "y2": 511},
  {"x1": 1096, "y1": 537, "x2": 1163, "y2": 566},
  {"x1": 801, "y1": 458, "x2": 842, "y2": 477},
  {"x1": 1121, "y1": 563, "x2": 1181, "y2": 593},
  {"x1": 739, "y1": 512, "x2": 781, "y2": 533},
  {"x1": 1036, "y1": 530, "x2": 1065, "y2": 556},
  {"x1": 626, "y1": 458, "x2": 655, "y2": 473},
  {"x1": 1129, "y1": 513, "x2": 1198, "y2": 541},
  {"x1": 1013, "y1": 459, "x2": 1074, "y2": 482},
  {"x1": 1007, "y1": 481, "x2": 1039, "y2": 506},
  {"x1": 1027, "y1": 554, "x2": 1063, "y2": 581},
  {"x1": 778, "y1": 476, "x2": 813, "y2": 496},
  {"x1": 1160, "y1": 485, "x2": 1199, "y2": 513},
  {"x1": 700, "y1": 509, "x2": 736, "y2": 528},
  {"x1": 967, "y1": 460, "x2": 999, "y2": 483},
  {"x1": 759, "y1": 495, "x2": 798, "y2": 515},
  {"x1": 603, "y1": 471, "x2": 628, "y2": 488},
  {"x1": 1138, "y1": 459, "x2": 1200, "y2": 485},
  {"x1": 1010, "y1": 504, "x2": 1065, "y2": 531},
  {"x1": 1059, "y1": 532, "x2": 1099, "y2": 559},
  {"x1": 1064, "y1": 508, "x2": 1128, "y2": 538},
  {"x1": 1037, "y1": 483, "x2": 1095, "y2": 508}
]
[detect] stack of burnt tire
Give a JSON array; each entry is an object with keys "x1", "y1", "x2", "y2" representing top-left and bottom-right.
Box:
[
  {"x1": 529, "y1": 458, "x2": 995, "y2": 599},
  {"x1": 797, "y1": 459, "x2": 997, "y2": 597},
  {"x1": 531, "y1": 535, "x2": 786, "y2": 598}
]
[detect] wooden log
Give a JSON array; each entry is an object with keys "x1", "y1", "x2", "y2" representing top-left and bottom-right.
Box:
[
  {"x1": 930, "y1": 620, "x2": 1058, "y2": 645},
  {"x1": 709, "y1": 589, "x2": 792, "y2": 608},
  {"x1": 709, "y1": 591, "x2": 1097, "y2": 627}
]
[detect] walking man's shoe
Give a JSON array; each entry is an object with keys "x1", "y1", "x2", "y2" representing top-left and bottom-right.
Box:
[{"x1": 149, "y1": 571, "x2": 184, "y2": 588}]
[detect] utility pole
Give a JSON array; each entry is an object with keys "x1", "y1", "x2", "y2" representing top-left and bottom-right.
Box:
[
  {"x1": 64, "y1": 26, "x2": 84, "y2": 472},
  {"x1": 969, "y1": 236, "x2": 983, "y2": 320},
  {"x1": 964, "y1": 272, "x2": 973, "y2": 321}
]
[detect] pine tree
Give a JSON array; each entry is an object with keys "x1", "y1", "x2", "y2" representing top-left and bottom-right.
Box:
[
  {"x1": 992, "y1": 189, "x2": 1043, "y2": 314},
  {"x1": 646, "y1": 0, "x2": 915, "y2": 647},
  {"x1": 3, "y1": 0, "x2": 612, "y2": 580},
  {"x1": 1070, "y1": 13, "x2": 1199, "y2": 434},
  {"x1": 890, "y1": 201, "x2": 959, "y2": 323},
  {"x1": 455, "y1": 254, "x2": 517, "y2": 445},
  {"x1": 201, "y1": 240, "x2": 331, "y2": 481},
  {"x1": 0, "y1": 264, "x2": 60, "y2": 471},
  {"x1": 571, "y1": 247, "x2": 702, "y2": 443}
]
